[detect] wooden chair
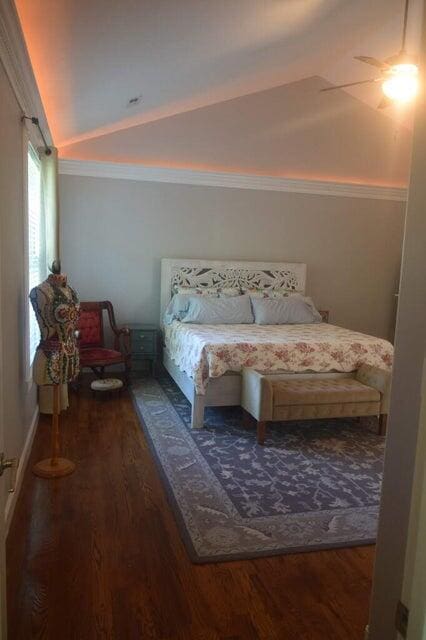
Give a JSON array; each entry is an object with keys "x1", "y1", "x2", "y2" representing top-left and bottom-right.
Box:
[{"x1": 77, "y1": 301, "x2": 131, "y2": 384}]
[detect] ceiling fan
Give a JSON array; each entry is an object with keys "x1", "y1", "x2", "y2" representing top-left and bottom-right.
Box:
[{"x1": 321, "y1": 0, "x2": 419, "y2": 108}]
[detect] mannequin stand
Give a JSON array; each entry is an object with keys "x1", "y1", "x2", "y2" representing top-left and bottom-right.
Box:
[{"x1": 33, "y1": 384, "x2": 75, "y2": 478}]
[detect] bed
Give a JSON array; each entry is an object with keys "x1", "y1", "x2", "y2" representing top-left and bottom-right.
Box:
[{"x1": 160, "y1": 259, "x2": 393, "y2": 428}]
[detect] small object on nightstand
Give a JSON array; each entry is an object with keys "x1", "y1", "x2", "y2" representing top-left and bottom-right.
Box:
[
  {"x1": 319, "y1": 310, "x2": 329, "y2": 323},
  {"x1": 127, "y1": 324, "x2": 159, "y2": 377}
]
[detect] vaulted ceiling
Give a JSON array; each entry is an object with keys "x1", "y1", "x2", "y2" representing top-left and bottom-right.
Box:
[{"x1": 15, "y1": 0, "x2": 422, "y2": 185}]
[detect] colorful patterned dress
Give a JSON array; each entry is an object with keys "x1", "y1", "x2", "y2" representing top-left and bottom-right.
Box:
[{"x1": 30, "y1": 273, "x2": 80, "y2": 385}]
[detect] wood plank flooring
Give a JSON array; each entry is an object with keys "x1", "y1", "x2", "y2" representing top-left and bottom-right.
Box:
[{"x1": 7, "y1": 384, "x2": 375, "y2": 639}]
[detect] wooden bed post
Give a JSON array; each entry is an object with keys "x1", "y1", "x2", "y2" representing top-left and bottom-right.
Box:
[{"x1": 191, "y1": 391, "x2": 205, "y2": 429}]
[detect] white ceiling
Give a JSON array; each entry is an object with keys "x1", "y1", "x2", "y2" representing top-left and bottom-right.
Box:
[{"x1": 16, "y1": 0, "x2": 421, "y2": 184}]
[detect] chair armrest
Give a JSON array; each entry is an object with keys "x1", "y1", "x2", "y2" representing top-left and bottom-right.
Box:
[
  {"x1": 103, "y1": 301, "x2": 130, "y2": 355},
  {"x1": 356, "y1": 364, "x2": 392, "y2": 413},
  {"x1": 113, "y1": 326, "x2": 130, "y2": 355}
]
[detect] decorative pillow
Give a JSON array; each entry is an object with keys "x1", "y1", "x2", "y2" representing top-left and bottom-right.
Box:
[
  {"x1": 174, "y1": 286, "x2": 219, "y2": 297},
  {"x1": 218, "y1": 287, "x2": 241, "y2": 297},
  {"x1": 181, "y1": 295, "x2": 254, "y2": 324},
  {"x1": 244, "y1": 288, "x2": 295, "y2": 299},
  {"x1": 251, "y1": 294, "x2": 322, "y2": 325}
]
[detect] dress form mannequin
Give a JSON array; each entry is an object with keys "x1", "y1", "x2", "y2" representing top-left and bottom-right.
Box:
[{"x1": 30, "y1": 261, "x2": 80, "y2": 477}]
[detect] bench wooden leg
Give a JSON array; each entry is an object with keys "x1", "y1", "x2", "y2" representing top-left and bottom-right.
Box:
[
  {"x1": 257, "y1": 421, "x2": 267, "y2": 445},
  {"x1": 379, "y1": 414, "x2": 388, "y2": 436}
]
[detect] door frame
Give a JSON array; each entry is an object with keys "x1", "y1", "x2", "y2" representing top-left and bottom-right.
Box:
[
  {"x1": 368, "y1": 7, "x2": 426, "y2": 637},
  {"x1": 404, "y1": 359, "x2": 426, "y2": 639},
  {"x1": 0, "y1": 201, "x2": 7, "y2": 638}
]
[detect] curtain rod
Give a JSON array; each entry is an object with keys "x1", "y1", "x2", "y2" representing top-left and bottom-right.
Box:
[{"x1": 22, "y1": 115, "x2": 52, "y2": 155}]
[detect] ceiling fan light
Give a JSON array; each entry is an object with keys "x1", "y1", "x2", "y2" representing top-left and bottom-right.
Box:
[{"x1": 382, "y1": 63, "x2": 419, "y2": 102}]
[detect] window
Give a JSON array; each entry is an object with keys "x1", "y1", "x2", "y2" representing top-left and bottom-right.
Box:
[{"x1": 27, "y1": 142, "x2": 45, "y2": 365}]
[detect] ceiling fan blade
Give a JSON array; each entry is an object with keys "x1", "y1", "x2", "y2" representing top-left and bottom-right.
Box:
[
  {"x1": 378, "y1": 95, "x2": 393, "y2": 109},
  {"x1": 354, "y1": 55, "x2": 389, "y2": 69},
  {"x1": 320, "y1": 78, "x2": 378, "y2": 92}
]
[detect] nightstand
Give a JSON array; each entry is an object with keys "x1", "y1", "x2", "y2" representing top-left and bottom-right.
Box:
[{"x1": 127, "y1": 324, "x2": 159, "y2": 377}]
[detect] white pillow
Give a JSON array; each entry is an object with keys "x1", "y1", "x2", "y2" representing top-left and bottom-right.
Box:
[
  {"x1": 175, "y1": 285, "x2": 241, "y2": 297},
  {"x1": 244, "y1": 288, "x2": 295, "y2": 299},
  {"x1": 174, "y1": 286, "x2": 218, "y2": 296},
  {"x1": 218, "y1": 287, "x2": 241, "y2": 297}
]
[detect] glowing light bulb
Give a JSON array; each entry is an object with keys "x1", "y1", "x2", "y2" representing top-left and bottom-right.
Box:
[{"x1": 382, "y1": 63, "x2": 419, "y2": 103}]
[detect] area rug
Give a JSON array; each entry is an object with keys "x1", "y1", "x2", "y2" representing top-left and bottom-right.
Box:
[{"x1": 131, "y1": 374, "x2": 385, "y2": 563}]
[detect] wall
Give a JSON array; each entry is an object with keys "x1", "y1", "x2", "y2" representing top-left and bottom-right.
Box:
[
  {"x1": 60, "y1": 174, "x2": 405, "y2": 339},
  {"x1": 0, "y1": 60, "x2": 38, "y2": 528}
]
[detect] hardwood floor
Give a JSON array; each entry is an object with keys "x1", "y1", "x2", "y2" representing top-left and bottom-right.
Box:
[{"x1": 7, "y1": 384, "x2": 375, "y2": 639}]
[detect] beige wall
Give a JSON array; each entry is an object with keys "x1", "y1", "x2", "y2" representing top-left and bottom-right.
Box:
[
  {"x1": 60, "y1": 174, "x2": 405, "y2": 340},
  {"x1": 0, "y1": 60, "x2": 37, "y2": 522}
]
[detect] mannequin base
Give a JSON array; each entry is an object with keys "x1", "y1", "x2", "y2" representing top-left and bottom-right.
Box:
[{"x1": 33, "y1": 457, "x2": 76, "y2": 478}]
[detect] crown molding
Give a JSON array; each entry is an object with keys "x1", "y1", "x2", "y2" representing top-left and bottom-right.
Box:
[
  {"x1": 59, "y1": 159, "x2": 407, "y2": 201},
  {"x1": 0, "y1": 0, "x2": 52, "y2": 147}
]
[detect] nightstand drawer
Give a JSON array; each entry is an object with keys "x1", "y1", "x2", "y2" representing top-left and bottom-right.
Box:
[{"x1": 131, "y1": 332, "x2": 156, "y2": 354}]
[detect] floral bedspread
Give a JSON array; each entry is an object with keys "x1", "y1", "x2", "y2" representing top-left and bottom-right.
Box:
[{"x1": 164, "y1": 322, "x2": 393, "y2": 395}]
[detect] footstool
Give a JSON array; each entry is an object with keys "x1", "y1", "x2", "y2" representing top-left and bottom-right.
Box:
[
  {"x1": 241, "y1": 365, "x2": 391, "y2": 445},
  {"x1": 91, "y1": 378, "x2": 123, "y2": 398}
]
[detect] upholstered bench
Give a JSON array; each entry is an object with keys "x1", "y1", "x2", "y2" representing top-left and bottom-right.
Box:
[{"x1": 241, "y1": 365, "x2": 391, "y2": 445}]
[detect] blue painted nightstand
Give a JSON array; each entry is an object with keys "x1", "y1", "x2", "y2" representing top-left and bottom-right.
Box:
[{"x1": 127, "y1": 324, "x2": 159, "y2": 377}]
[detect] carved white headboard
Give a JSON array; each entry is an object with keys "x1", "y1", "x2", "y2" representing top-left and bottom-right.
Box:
[{"x1": 160, "y1": 258, "x2": 307, "y2": 322}]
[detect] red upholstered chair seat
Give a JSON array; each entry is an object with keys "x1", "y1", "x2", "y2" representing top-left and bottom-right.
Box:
[{"x1": 80, "y1": 348, "x2": 123, "y2": 366}]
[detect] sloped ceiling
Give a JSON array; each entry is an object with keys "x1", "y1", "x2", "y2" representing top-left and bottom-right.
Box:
[
  {"x1": 60, "y1": 77, "x2": 411, "y2": 186},
  {"x1": 15, "y1": 0, "x2": 422, "y2": 185}
]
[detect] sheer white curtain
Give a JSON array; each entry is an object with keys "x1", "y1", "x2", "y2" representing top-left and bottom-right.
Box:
[
  {"x1": 37, "y1": 146, "x2": 68, "y2": 413},
  {"x1": 27, "y1": 144, "x2": 60, "y2": 366},
  {"x1": 27, "y1": 143, "x2": 45, "y2": 363},
  {"x1": 40, "y1": 146, "x2": 60, "y2": 271}
]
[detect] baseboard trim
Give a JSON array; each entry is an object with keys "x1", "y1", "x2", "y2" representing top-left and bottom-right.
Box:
[
  {"x1": 58, "y1": 159, "x2": 407, "y2": 202},
  {"x1": 5, "y1": 408, "x2": 39, "y2": 535}
]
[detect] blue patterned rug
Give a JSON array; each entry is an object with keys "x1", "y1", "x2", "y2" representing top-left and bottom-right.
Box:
[{"x1": 131, "y1": 374, "x2": 384, "y2": 563}]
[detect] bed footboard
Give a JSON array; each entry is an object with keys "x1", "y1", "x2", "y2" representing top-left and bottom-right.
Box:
[{"x1": 162, "y1": 349, "x2": 241, "y2": 428}]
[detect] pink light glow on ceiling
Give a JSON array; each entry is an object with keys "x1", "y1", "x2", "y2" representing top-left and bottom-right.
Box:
[{"x1": 15, "y1": 0, "x2": 415, "y2": 188}]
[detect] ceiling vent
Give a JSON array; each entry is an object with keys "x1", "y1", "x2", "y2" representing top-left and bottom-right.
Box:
[{"x1": 126, "y1": 95, "x2": 143, "y2": 108}]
